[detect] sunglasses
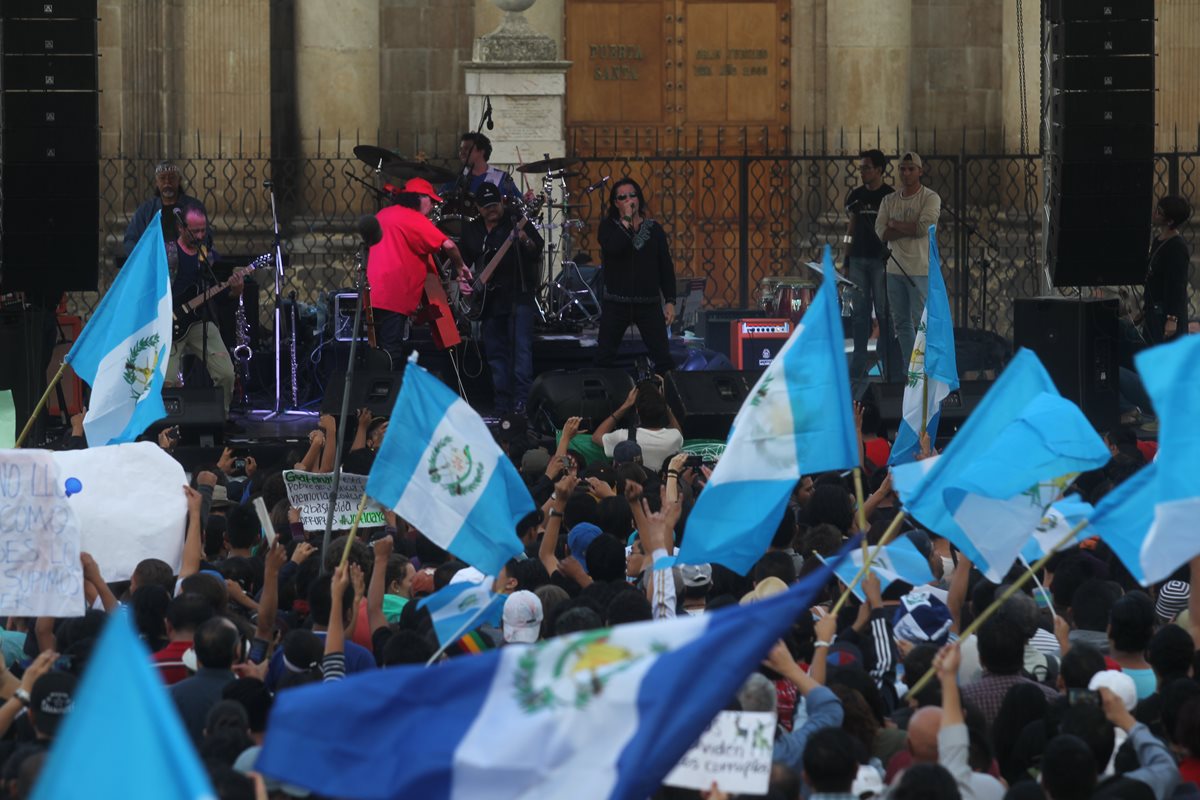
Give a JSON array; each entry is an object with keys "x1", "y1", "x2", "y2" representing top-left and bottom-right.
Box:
[{"x1": 616, "y1": 193, "x2": 636, "y2": 201}]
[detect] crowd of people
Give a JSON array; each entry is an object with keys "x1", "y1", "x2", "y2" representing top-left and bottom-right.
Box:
[{"x1": 3, "y1": 384, "x2": 1199, "y2": 800}]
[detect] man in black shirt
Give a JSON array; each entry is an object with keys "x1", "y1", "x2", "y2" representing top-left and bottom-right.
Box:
[
  {"x1": 122, "y1": 161, "x2": 211, "y2": 256},
  {"x1": 458, "y1": 183, "x2": 544, "y2": 413},
  {"x1": 844, "y1": 149, "x2": 898, "y2": 381}
]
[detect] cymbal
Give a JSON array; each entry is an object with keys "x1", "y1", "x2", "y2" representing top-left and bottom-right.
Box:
[
  {"x1": 517, "y1": 156, "x2": 582, "y2": 174},
  {"x1": 353, "y1": 145, "x2": 400, "y2": 168},
  {"x1": 381, "y1": 160, "x2": 457, "y2": 183}
]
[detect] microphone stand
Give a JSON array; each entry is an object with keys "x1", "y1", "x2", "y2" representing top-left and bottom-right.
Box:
[
  {"x1": 264, "y1": 180, "x2": 290, "y2": 418},
  {"x1": 456, "y1": 98, "x2": 492, "y2": 194},
  {"x1": 940, "y1": 203, "x2": 1003, "y2": 330},
  {"x1": 319, "y1": 237, "x2": 371, "y2": 574}
]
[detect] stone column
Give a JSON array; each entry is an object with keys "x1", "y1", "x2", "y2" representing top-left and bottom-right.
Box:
[
  {"x1": 294, "y1": 0, "x2": 380, "y2": 157},
  {"x1": 462, "y1": 2, "x2": 570, "y2": 168},
  {"x1": 823, "y1": 0, "x2": 912, "y2": 151}
]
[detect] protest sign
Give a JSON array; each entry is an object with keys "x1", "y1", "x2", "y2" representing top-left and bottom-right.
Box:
[
  {"x1": 0, "y1": 450, "x2": 85, "y2": 616},
  {"x1": 663, "y1": 710, "x2": 776, "y2": 794},
  {"x1": 283, "y1": 470, "x2": 385, "y2": 531},
  {"x1": 51, "y1": 442, "x2": 187, "y2": 582}
]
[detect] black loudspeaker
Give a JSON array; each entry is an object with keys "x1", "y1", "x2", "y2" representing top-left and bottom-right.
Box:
[
  {"x1": 863, "y1": 379, "x2": 993, "y2": 443},
  {"x1": 526, "y1": 368, "x2": 634, "y2": 435},
  {"x1": 0, "y1": 309, "x2": 52, "y2": 444},
  {"x1": 700, "y1": 308, "x2": 766, "y2": 358},
  {"x1": 320, "y1": 364, "x2": 403, "y2": 419},
  {"x1": 0, "y1": 3, "x2": 100, "y2": 295},
  {"x1": 665, "y1": 370, "x2": 755, "y2": 440},
  {"x1": 1043, "y1": 0, "x2": 1154, "y2": 287},
  {"x1": 152, "y1": 387, "x2": 226, "y2": 447},
  {"x1": 1013, "y1": 297, "x2": 1119, "y2": 431}
]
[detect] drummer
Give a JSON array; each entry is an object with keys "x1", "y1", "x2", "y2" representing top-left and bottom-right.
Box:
[{"x1": 443, "y1": 132, "x2": 523, "y2": 199}]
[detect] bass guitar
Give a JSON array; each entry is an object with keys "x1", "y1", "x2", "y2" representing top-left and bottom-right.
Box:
[
  {"x1": 172, "y1": 254, "x2": 273, "y2": 339},
  {"x1": 459, "y1": 199, "x2": 543, "y2": 322}
]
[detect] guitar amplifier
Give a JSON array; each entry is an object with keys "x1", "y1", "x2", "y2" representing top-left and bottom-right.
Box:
[{"x1": 729, "y1": 318, "x2": 792, "y2": 370}]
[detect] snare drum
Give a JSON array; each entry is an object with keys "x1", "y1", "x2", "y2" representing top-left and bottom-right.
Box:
[{"x1": 773, "y1": 278, "x2": 817, "y2": 324}]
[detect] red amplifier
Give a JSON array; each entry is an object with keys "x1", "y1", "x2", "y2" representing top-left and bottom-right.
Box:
[{"x1": 729, "y1": 318, "x2": 792, "y2": 370}]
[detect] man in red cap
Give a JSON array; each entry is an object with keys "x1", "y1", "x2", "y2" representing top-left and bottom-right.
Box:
[{"x1": 368, "y1": 177, "x2": 468, "y2": 366}]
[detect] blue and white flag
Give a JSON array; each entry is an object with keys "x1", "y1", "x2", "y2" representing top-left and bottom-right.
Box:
[
  {"x1": 418, "y1": 581, "x2": 506, "y2": 648},
  {"x1": 32, "y1": 609, "x2": 215, "y2": 800},
  {"x1": 816, "y1": 536, "x2": 934, "y2": 602},
  {"x1": 1020, "y1": 495, "x2": 1095, "y2": 564},
  {"x1": 67, "y1": 210, "x2": 172, "y2": 446},
  {"x1": 1088, "y1": 461, "x2": 1157, "y2": 585},
  {"x1": 366, "y1": 356, "x2": 531, "y2": 577},
  {"x1": 891, "y1": 350, "x2": 1088, "y2": 576},
  {"x1": 677, "y1": 247, "x2": 856, "y2": 574},
  {"x1": 256, "y1": 547, "x2": 847, "y2": 800},
  {"x1": 890, "y1": 226, "x2": 958, "y2": 465},
  {"x1": 1134, "y1": 336, "x2": 1200, "y2": 584}
]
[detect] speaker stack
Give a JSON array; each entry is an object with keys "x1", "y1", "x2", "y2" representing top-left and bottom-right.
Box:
[
  {"x1": 1042, "y1": 0, "x2": 1155, "y2": 287},
  {"x1": 1, "y1": 0, "x2": 101, "y2": 295}
]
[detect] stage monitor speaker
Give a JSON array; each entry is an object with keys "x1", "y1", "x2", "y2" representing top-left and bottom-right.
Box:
[
  {"x1": 526, "y1": 368, "x2": 634, "y2": 436},
  {"x1": 0, "y1": 309, "x2": 52, "y2": 445},
  {"x1": 700, "y1": 308, "x2": 766, "y2": 357},
  {"x1": 154, "y1": 387, "x2": 226, "y2": 447},
  {"x1": 1013, "y1": 297, "x2": 1119, "y2": 431},
  {"x1": 665, "y1": 370, "x2": 755, "y2": 441},
  {"x1": 862, "y1": 379, "x2": 993, "y2": 444},
  {"x1": 320, "y1": 367, "x2": 403, "y2": 420}
]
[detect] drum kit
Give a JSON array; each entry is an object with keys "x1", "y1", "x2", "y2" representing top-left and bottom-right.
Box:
[{"x1": 349, "y1": 146, "x2": 603, "y2": 327}]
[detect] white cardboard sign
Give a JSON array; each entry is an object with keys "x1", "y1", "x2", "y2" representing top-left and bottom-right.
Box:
[
  {"x1": 663, "y1": 710, "x2": 776, "y2": 795},
  {"x1": 283, "y1": 470, "x2": 385, "y2": 531}
]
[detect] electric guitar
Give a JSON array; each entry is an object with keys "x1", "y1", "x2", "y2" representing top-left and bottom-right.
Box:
[
  {"x1": 459, "y1": 201, "x2": 542, "y2": 321},
  {"x1": 172, "y1": 254, "x2": 273, "y2": 339}
]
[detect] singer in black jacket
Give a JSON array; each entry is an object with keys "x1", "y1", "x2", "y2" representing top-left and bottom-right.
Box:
[{"x1": 595, "y1": 178, "x2": 677, "y2": 373}]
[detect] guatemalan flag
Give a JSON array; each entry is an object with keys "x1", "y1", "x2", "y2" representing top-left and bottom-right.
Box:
[
  {"x1": 816, "y1": 536, "x2": 935, "y2": 602},
  {"x1": 67, "y1": 209, "x2": 172, "y2": 446},
  {"x1": 891, "y1": 350, "x2": 1107, "y2": 580},
  {"x1": 1020, "y1": 495, "x2": 1095, "y2": 565},
  {"x1": 890, "y1": 225, "x2": 958, "y2": 465},
  {"x1": 675, "y1": 246, "x2": 857, "y2": 574},
  {"x1": 366, "y1": 355, "x2": 531, "y2": 577},
  {"x1": 255, "y1": 547, "x2": 847, "y2": 800},
  {"x1": 418, "y1": 581, "x2": 507, "y2": 649}
]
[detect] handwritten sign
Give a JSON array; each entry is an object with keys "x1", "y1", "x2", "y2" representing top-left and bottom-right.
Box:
[
  {"x1": 51, "y1": 442, "x2": 188, "y2": 583},
  {"x1": 283, "y1": 470, "x2": 386, "y2": 531},
  {"x1": 663, "y1": 710, "x2": 776, "y2": 795},
  {"x1": 0, "y1": 450, "x2": 84, "y2": 616}
]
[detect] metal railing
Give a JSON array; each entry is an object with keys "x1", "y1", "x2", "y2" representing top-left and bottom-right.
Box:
[{"x1": 73, "y1": 129, "x2": 1200, "y2": 346}]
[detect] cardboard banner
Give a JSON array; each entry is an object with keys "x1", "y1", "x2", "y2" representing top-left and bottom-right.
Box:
[
  {"x1": 283, "y1": 470, "x2": 386, "y2": 531},
  {"x1": 663, "y1": 710, "x2": 776, "y2": 795},
  {"x1": 0, "y1": 450, "x2": 85, "y2": 616},
  {"x1": 51, "y1": 442, "x2": 188, "y2": 583}
]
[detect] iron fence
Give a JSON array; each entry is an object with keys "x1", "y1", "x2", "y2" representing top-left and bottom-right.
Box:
[{"x1": 77, "y1": 130, "x2": 1200, "y2": 347}]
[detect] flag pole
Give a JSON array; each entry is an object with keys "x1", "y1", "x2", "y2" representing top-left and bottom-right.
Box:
[
  {"x1": 338, "y1": 493, "x2": 371, "y2": 569},
  {"x1": 853, "y1": 467, "x2": 869, "y2": 562},
  {"x1": 920, "y1": 373, "x2": 929, "y2": 434},
  {"x1": 830, "y1": 511, "x2": 907, "y2": 616},
  {"x1": 903, "y1": 518, "x2": 1090, "y2": 701},
  {"x1": 15, "y1": 361, "x2": 69, "y2": 448}
]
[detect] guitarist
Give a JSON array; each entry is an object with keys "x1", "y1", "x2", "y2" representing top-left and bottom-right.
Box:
[
  {"x1": 458, "y1": 183, "x2": 544, "y2": 414},
  {"x1": 164, "y1": 204, "x2": 241, "y2": 414}
]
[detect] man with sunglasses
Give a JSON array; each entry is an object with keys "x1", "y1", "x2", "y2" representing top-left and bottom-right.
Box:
[
  {"x1": 596, "y1": 178, "x2": 677, "y2": 374},
  {"x1": 844, "y1": 149, "x2": 897, "y2": 381}
]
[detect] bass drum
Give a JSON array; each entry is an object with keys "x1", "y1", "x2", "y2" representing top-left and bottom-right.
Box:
[{"x1": 432, "y1": 191, "x2": 476, "y2": 241}]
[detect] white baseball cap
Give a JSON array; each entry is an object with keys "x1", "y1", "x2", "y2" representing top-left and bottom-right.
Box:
[{"x1": 502, "y1": 590, "x2": 544, "y2": 644}]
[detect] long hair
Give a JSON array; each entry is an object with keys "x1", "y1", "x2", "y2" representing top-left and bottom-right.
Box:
[{"x1": 606, "y1": 177, "x2": 649, "y2": 221}]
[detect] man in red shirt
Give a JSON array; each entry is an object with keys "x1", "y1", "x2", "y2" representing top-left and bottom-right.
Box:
[
  {"x1": 368, "y1": 178, "x2": 467, "y2": 367},
  {"x1": 153, "y1": 593, "x2": 215, "y2": 685}
]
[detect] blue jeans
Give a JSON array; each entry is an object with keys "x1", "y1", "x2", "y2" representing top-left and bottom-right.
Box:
[
  {"x1": 847, "y1": 256, "x2": 888, "y2": 379},
  {"x1": 482, "y1": 302, "x2": 535, "y2": 412},
  {"x1": 887, "y1": 273, "x2": 929, "y2": 367}
]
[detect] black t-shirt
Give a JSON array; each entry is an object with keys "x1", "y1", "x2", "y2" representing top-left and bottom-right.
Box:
[
  {"x1": 458, "y1": 214, "x2": 544, "y2": 317},
  {"x1": 846, "y1": 184, "x2": 895, "y2": 259}
]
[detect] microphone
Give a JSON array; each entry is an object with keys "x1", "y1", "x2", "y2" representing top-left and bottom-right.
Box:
[
  {"x1": 485, "y1": 97, "x2": 494, "y2": 130},
  {"x1": 584, "y1": 176, "x2": 610, "y2": 194},
  {"x1": 172, "y1": 206, "x2": 186, "y2": 227},
  {"x1": 263, "y1": 180, "x2": 273, "y2": 190},
  {"x1": 356, "y1": 214, "x2": 383, "y2": 247}
]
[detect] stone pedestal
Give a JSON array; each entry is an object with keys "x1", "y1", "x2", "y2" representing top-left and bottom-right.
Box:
[{"x1": 463, "y1": 5, "x2": 570, "y2": 167}]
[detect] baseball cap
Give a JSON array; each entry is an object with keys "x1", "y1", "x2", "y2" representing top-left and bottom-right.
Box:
[
  {"x1": 681, "y1": 564, "x2": 713, "y2": 588},
  {"x1": 899, "y1": 151, "x2": 924, "y2": 169},
  {"x1": 502, "y1": 590, "x2": 544, "y2": 644},
  {"x1": 29, "y1": 671, "x2": 77, "y2": 737},
  {"x1": 209, "y1": 484, "x2": 234, "y2": 510},
  {"x1": 475, "y1": 182, "x2": 503, "y2": 207},
  {"x1": 403, "y1": 177, "x2": 443, "y2": 203},
  {"x1": 612, "y1": 440, "x2": 643, "y2": 465},
  {"x1": 449, "y1": 566, "x2": 487, "y2": 586},
  {"x1": 740, "y1": 576, "x2": 789, "y2": 605},
  {"x1": 1089, "y1": 669, "x2": 1137, "y2": 712},
  {"x1": 892, "y1": 591, "x2": 953, "y2": 645},
  {"x1": 520, "y1": 447, "x2": 551, "y2": 475}
]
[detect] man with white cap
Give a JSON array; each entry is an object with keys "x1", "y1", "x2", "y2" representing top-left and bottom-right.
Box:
[
  {"x1": 502, "y1": 590, "x2": 544, "y2": 645},
  {"x1": 875, "y1": 151, "x2": 942, "y2": 368}
]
